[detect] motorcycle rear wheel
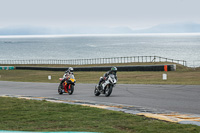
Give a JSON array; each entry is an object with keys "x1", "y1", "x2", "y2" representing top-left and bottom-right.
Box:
[
  {"x1": 94, "y1": 85, "x2": 100, "y2": 96},
  {"x1": 58, "y1": 84, "x2": 63, "y2": 95}
]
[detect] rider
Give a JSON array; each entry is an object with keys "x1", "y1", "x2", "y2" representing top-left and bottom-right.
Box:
[
  {"x1": 60, "y1": 67, "x2": 74, "y2": 88},
  {"x1": 98, "y1": 67, "x2": 118, "y2": 89}
]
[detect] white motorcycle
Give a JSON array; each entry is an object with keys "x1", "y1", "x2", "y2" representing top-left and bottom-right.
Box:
[{"x1": 94, "y1": 74, "x2": 117, "y2": 97}]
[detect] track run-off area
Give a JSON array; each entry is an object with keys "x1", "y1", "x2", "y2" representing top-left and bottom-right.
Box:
[{"x1": 0, "y1": 81, "x2": 200, "y2": 126}]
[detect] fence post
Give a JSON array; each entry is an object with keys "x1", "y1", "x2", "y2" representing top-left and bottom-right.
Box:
[{"x1": 141, "y1": 56, "x2": 143, "y2": 62}]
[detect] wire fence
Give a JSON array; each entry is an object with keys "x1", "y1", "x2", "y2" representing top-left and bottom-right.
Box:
[
  {"x1": 192, "y1": 60, "x2": 200, "y2": 68},
  {"x1": 0, "y1": 56, "x2": 187, "y2": 66}
]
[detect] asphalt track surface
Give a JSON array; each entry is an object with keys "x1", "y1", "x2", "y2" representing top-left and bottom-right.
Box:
[{"x1": 0, "y1": 81, "x2": 200, "y2": 115}]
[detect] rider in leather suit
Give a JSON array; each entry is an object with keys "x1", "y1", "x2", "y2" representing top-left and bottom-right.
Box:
[
  {"x1": 60, "y1": 67, "x2": 74, "y2": 89},
  {"x1": 98, "y1": 67, "x2": 117, "y2": 89}
]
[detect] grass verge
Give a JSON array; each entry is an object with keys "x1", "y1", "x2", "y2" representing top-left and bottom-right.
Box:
[
  {"x1": 0, "y1": 69, "x2": 200, "y2": 85},
  {"x1": 0, "y1": 97, "x2": 200, "y2": 133}
]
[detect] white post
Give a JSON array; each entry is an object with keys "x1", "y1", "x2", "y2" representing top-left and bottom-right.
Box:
[
  {"x1": 162, "y1": 74, "x2": 167, "y2": 80},
  {"x1": 48, "y1": 75, "x2": 51, "y2": 80}
]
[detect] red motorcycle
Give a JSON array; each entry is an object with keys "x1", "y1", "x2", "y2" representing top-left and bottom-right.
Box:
[{"x1": 58, "y1": 74, "x2": 76, "y2": 95}]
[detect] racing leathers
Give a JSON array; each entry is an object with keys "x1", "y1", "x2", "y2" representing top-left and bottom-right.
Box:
[
  {"x1": 98, "y1": 70, "x2": 117, "y2": 88},
  {"x1": 60, "y1": 70, "x2": 73, "y2": 89}
]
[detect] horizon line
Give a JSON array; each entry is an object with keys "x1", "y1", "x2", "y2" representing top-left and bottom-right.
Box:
[{"x1": 1, "y1": 33, "x2": 200, "y2": 38}]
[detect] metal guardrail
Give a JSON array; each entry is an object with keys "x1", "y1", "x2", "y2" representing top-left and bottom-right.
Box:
[{"x1": 0, "y1": 56, "x2": 187, "y2": 66}]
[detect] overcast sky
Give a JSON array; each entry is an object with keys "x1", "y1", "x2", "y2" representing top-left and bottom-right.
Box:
[{"x1": 0, "y1": 0, "x2": 200, "y2": 30}]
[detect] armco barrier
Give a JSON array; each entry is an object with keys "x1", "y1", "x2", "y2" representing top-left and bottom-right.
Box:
[{"x1": 15, "y1": 64, "x2": 176, "y2": 71}]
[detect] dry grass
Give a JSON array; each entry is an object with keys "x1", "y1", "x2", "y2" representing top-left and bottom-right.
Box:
[
  {"x1": 0, "y1": 62, "x2": 200, "y2": 85},
  {"x1": 1, "y1": 70, "x2": 200, "y2": 85}
]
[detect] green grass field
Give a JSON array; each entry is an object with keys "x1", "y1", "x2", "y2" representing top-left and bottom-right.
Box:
[{"x1": 1, "y1": 97, "x2": 200, "y2": 133}]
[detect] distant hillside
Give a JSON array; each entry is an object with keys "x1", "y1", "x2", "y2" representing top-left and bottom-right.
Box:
[
  {"x1": 0, "y1": 26, "x2": 134, "y2": 35},
  {"x1": 0, "y1": 22, "x2": 200, "y2": 35},
  {"x1": 133, "y1": 22, "x2": 200, "y2": 33},
  {"x1": 0, "y1": 26, "x2": 53, "y2": 35}
]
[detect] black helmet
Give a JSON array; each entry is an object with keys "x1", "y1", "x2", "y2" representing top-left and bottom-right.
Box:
[{"x1": 111, "y1": 67, "x2": 117, "y2": 72}]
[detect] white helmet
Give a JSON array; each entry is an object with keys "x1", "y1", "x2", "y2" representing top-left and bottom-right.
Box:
[{"x1": 68, "y1": 67, "x2": 73, "y2": 72}]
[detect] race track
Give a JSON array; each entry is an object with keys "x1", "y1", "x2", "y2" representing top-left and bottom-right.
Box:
[{"x1": 0, "y1": 81, "x2": 200, "y2": 115}]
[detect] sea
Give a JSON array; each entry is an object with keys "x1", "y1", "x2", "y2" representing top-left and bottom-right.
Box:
[{"x1": 0, "y1": 33, "x2": 200, "y2": 67}]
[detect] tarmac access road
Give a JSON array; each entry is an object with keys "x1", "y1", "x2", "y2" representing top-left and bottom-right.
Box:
[{"x1": 0, "y1": 81, "x2": 200, "y2": 115}]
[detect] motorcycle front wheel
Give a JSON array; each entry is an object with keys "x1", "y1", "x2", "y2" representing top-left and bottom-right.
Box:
[
  {"x1": 105, "y1": 85, "x2": 113, "y2": 97},
  {"x1": 67, "y1": 84, "x2": 74, "y2": 95}
]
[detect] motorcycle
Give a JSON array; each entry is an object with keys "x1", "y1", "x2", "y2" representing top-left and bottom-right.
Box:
[
  {"x1": 58, "y1": 74, "x2": 76, "y2": 95},
  {"x1": 94, "y1": 74, "x2": 117, "y2": 97}
]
